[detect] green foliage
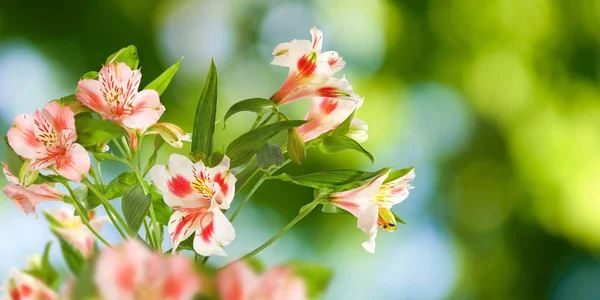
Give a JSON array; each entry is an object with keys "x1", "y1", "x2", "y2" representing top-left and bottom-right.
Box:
[
  {"x1": 330, "y1": 109, "x2": 357, "y2": 136},
  {"x1": 285, "y1": 261, "x2": 333, "y2": 299},
  {"x1": 43, "y1": 212, "x2": 86, "y2": 275},
  {"x1": 321, "y1": 203, "x2": 340, "y2": 214},
  {"x1": 23, "y1": 242, "x2": 60, "y2": 289},
  {"x1": 223, "y1": 98, "x2": 277, "y2": 127},
  {"x1": 287, "y1": 128, "x2": 306, "y2": 164},
  {"x1": 144, "y1": 136, "x2": 165, "y2": 176},
  {"x1": 70, "y1": 258, "x2": 98, "y2": 299},
  {"x1": 269, "y1": 168, "x2": 389, "y2": 190},
  {"x1": 75, "y1": 116, "x2": 126, "y2": 147},
  {"x1": 149, "y1": 187, "x2": 172, "y2": 226},
  {"x1": 81, "y1": 71, "x2": 98, "y2": 79},
  {"x1": 143, "y1": 57, "x2": 183, "y2": 95},
  {"x1": 319, "y1": 135, "x2": 374, "y2": 163},
  {"x1": 191, "y1": 60, "x2": 218, "y2": 158},
  {"x1": 383, "y1": 166, "x2": 415, "y2": 184},
  {"x1": 122, "y1": 185, "x2": 152, "y2": 235},
  {"x1": 3, "y1": 137, "x2": 24, "y2": 177},
  {"x1": 106, "y1": 45, "x2": 139, "y2": 69},
  {"x1": 256, "y1": 143, "x2": 284, "y2": 170},
  {"x1": 226, "y1": 120, "x2": 307, "y2": 168}
]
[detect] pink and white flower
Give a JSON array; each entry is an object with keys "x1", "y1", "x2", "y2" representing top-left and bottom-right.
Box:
[
  {"x1": 296, "y1": 82, "x2": 364, "y2": 142},
  {"x1": 329, "y1": 168, "x2": 415, "y2": 253},
  {"x1": 76, "y1": 62, "x2": 165, "y2": 129},
  {"x1": 270, "y1": 27, "x2": 349, "y2": 105},
  {"x1": 2, "y1": 269, "x2": 58, "y2": 300},
  {"x1": 217, "y1": 261, "x2": 307, "y2": 300},
  {"x1": 6, "y1": 102, "x2": 91, "y2": 182},
  {"x1": 94, "y1": 240, "x2": 201, "y2": 300},
  {"x1": 2, "y1": 163, "x2": 63, "y2": 217},
  {"x1": 149, "y1": 154, "x2": 237, "y2": 256},
  {"x1": 43, "y1": 208, "x2": 106, "y2": 258}
]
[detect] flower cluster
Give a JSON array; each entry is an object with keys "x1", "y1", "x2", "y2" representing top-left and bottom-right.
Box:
[{"x1": 1, "y1": 27, "x2": 414, "y2": 299}]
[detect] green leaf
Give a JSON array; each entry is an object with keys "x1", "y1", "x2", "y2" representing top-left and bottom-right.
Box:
[
  {"x1": 122, "y1": 185, "x2": 152, "y2": 235},
  {"x1": 52, "y1": 229, "x2": 85, "y2": 275},
  {"x1": 191, "y1": 60, "x2": 218, "y2": 157},
  {"x1": 319, "y1": 135, "x2": 374, "y2": 163},
  {"x1": 269, "y1": 168, "x2": 389, "y2": 190},
  {"x1": 75, "y1": 116, "x2": 126, "y2": 147},
  {"x1": 4, "y1": 137, "x2": 24, "y2": 177},
  {"x1": 149, "y1": 186, "x2": 173, "y2": 226},
  {"x1": 92, "y1": 152, "x2": 128, "y2": 163},
  {"x1": 286, "y1": 261, "x2": 333, "y2": 299},
  {"x1": 226, "y1": 120, "x2": 308, "y2": 168},
  {"x1": 106, "y1": 172, "x2": 137, "y2": 199},
  {"x1": 24, "y1": 242, "x2": 60, "y2": 289},
  {"x1": 392, "y1": 210, "x2": 407, "y2": 225},
  {"x1": 287, "y1": 128, "x2": 306, "y2": 164},
  {"x1": 81, "y1": 71, "x2": 98, "y2": 79},
  {"x1": 106, "y1": 45, "x2": 139, "y2": 69},
  {"x1": 208, "y1": 152, "x2": 225, "y2": 168},
  {"x1": 144, "y1": 57, "x2": 183, "y2": 95},
  {"x1": 383, "y1": 166, "x2": 415, "y2": 184},
  {"x1": 331, "y1": 109, "x2": 357, "y2": 136},
  {"x1": 70, "y1": 257, "x2": 97, "y2": 299},
  {"x1": 223, "y1": 98, "x2": 277, "y2": 126},
  {"x1": 69, "y1": 187, "x2": 91, "y2": 219},
  {"x1": 256, "y1": 143, "x2": 284, "y2": 170}
]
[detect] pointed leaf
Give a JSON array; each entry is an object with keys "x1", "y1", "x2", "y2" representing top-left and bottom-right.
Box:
[
  {"x1": 81, "y1": 71, "x2": 98, "y2": 80},
  {"x1": 144, "y1": 136, "x2": 165, "y2": 176},
  {"x1": 144, "y1": 57, "x2": 183, "y2": 95},
  {"x1": 226, "y1": 120, "x2": 307, "y2": 168},
  {"x1": 383, "y1": 166, "x2": 415, "y2": 184},
  {"x1": 256, "y1": 143, "x2": 284, "y2": 170},
  {"x1": 122, "y1": 185, "x2": 152, "y2": 235},
  {"x1": 223, "y1": 98, "x2": 277, "y2": 126},
  {"x1": 269, "y1": 168, "x2": 389, "y2": 190},
  {"x1": 331, "y1": 109, "x2": 357, "y2": 136},
  {"x1": 149, "y1": 186, "x2": 173, "y2": 226},
  {"x1": 392, "y1": 210, "x2": 407, "y2": 225},
  {"x1": 106, "y1": 45, "x2": 139, "y2": 69},
  {"x1": 4, "y1": 137, "x2": 24, "y2": 177},
  {"x1": 191, "y1": 60, "x2": 218, "y2": 157},
  {"x1": 75, "y1": 116, "x2": 126, "y2": 147},
  {"x1": 319, "y1": 136, "x2": 374, "y2": 163},
  {"x1": 50, "y1": 229, "x2": 85, "y2": 275}
]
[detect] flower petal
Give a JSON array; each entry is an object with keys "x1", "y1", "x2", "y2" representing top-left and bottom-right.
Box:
[
  {"x1": 7, "y1": 114, "x2": 45, "y2": 159},
  {"x1": 168, "y1": 210, "x2": 201, "y2": 252},
  {"x1": 346, "y1": 117, "x2": 369, "y2": 143},
  {"x1": 6, "y1": 269, "x2": 58, "y2": 300},
  {"x1": 54, "y1": 143, "x2": 90, "y2": 182},
  {"x1": 310, "y1": 26, "x2": 323, "y2": 51},
  {"x1": 210, "y1": 156, "x2": 237, "y2": 210},
  {"x1": 272, "y1": 42, "x2": 291, "y2": 67},
  {"x1": 76, "y1": 79, "x2": 111, "y2": 116},
  {"x1": 357, "y1": 203, "x2": 379, "y2": 253},
  {"x1": 330, "y1": 171, "x2": 389, "y2": 215},
  {"x1": 2, "y1": 163, "x2": 18, "y2": 184},
  {"x1": 122, "y1": 90, "x2": 165, "y2": 129},
  {"x1": 193, "y1": 209, "x2": 234, "y2": 256},
  {"x1": 42, "y1": 102, "x2": 75, "y2": 132},
  {"x1": 320, "y1": 51, "x2": 345, "y2": 75},
  {"x1": 217, "y1": 261, "x2": 260, "y2": 300}
]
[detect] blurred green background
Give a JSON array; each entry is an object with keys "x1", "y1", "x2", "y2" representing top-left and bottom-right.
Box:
[{"x1": 1, "y1": 0, "x2": 600, "y2": 299}]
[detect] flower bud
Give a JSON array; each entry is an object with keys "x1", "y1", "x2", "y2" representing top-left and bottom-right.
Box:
[
  {"x1": 346, "y1": 118, "x2": 369, "y2": 143},
  {"x1": 146, "y1": 123, "x2": 191, "y2": 148},
  {"x1": 287, "y1": 128, "x2": 306, "y2": 164}
]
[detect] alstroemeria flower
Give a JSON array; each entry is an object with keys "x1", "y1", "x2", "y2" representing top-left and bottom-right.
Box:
[
  {"x1": 149, "y1": 154, "x2": 237, "y2": 256},
  {"x1": 270, "y1": 27, "x2": 348, "y2": 105},
  {"x1": 95, "y1": 240, "x2": 201, "y2": 300},
  {"x1": 76, "y1": 62, "x2": 165, "y2": 129},
  {"x1": 329, "y1": 168, "x2": 415, "y2": 253},
  {"x1": 44, "y1": 208, "x2": 106, "y2": 258},
  {"x1": 2, "y1": 269, "x2": 58, "y2": 300},
  {"x1": 6, "y1": 102, "x2": 91, "y2": 182},
  {"x1": 297, "y1": 87, "x2": 364, "y2": 142},
  {"x1": 217, "y1": 261, "x2": 307, "y2": 300},
  {"x1": 2, "y1": 163, "x2": 63, "y2": 216}
]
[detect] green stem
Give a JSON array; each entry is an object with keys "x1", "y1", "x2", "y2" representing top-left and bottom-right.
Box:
[
  {"x1": 235, "y1": 199, "x2": 320, "y2": 262},
  {"x1": 96, "y1": 160, "x2": 104, "y2": 188},
  {"x1": 143, "y1": 218, "x2": 156, "y2": 248},
  {"x1": 104, "y1": 205, "x2": 128, "y2": 239},
  {"x1": 63, "y1": 183, "x2": 112, "y2": 247},
  {"x1": 229, "y1": 175, "x2": 265, "y2": 222},
  {"x1": 82, "y1": 178, "x2": 130, "y2": 236}
]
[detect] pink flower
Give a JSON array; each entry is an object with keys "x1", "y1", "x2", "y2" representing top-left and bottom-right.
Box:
[
  {"x1": 2, "y1": 163, "x2": 63, "y2": 217},
  {"x1": 270, "y1": 27, "x2": 349, "y2": 105},
  {"x1": 296, "y1": 82, "x2": 364, "y2": 142},
  {"x1": 329, "y1": 168, "x2": 415, "y2": 253},
  {"x1": 2, "y1": 269, "x2": 58, "y2": 300},
  {"x1": 43, "y1": 208, "x2": 106, "y2": 258},
  {"x1": 217, "y1": 262, "x2": 307, "y2": 300},
  {"x1": 76, "y1": 62, "x2": 165, "y2": 129},
  {"x1": 149, "y1": 154, "x2": 237, "y2": 256},
  {"x1": 94, "y1": 240, "x2": 201, "y2": 300},
  {"x1": 6, "y1": 102, "x2": 91, "y2": 182}
]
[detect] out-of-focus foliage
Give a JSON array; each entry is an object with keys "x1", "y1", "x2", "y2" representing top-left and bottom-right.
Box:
[{"x1": 1, "y1": 0, "x2": 600, "y2": 299}]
